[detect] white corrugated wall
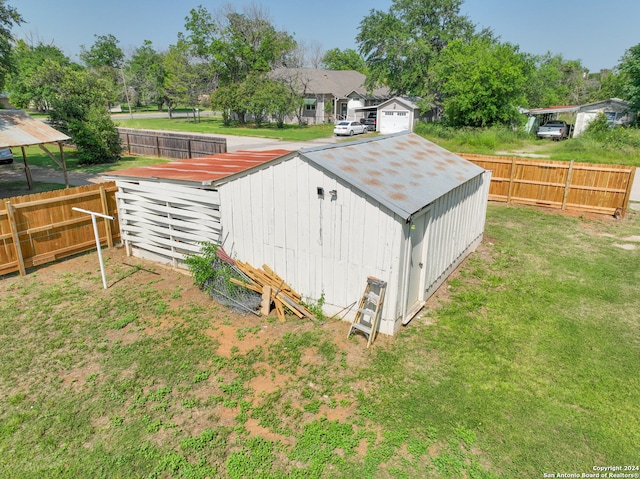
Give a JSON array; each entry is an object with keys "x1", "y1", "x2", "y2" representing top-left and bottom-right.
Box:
[
  {"x1": 419, "y1": 169, "x2": 491, "y2": 305},
  {"x1": 219, "y1": 155, "x2": 406, "y2": 333}
]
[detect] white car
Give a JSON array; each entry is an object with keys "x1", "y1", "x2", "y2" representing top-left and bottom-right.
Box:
[
  {"x1": 333, "y1": 121, "x2": 366, "y2": 136},
  {"x1": 0, "y1": 148, "x2": 13, "y2": 164}
]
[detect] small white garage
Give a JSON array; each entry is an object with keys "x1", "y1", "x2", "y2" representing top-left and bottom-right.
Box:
[
  {"x1": 106, "y1": 132, "x2": 491, "y2": 335},
  {"x1": 377, "y1": 97, "x2": 421, "y2": 134}
]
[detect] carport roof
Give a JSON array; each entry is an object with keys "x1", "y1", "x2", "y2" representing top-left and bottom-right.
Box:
[{"x1": 0, "y1": 110, "x2": 70, "y2": 147}]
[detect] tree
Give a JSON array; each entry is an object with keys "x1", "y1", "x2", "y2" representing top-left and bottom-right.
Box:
[
  {"x1": 183, "y1": 5, "x2": 297, "y2": 122},
  {"x1": 321, "y1": 48, "x2": 367, "y2": 72},
  {"x1": 42, "y1": 64, "x2": 121, "y2": 164},
  {"x1": 618, "y1": 43, "x2": 640, "y2": 114},
  {"x1": 126, "y1": 40, "x2": 166, "y2": 109},
  {"x1": 163, "y1": 36, "x2": 214, "y2": 119},
  {"x1": 356, "y1": 0, "x2": 477, "y2": 96},
  {"x1": 0, "y1": 0, "x2": 22, "y2": 90},
  {"x1": 433, "y1": 37, "x2": 528, "y2": 127},
  {"x1": 80, "y1": 34, "x2": 124, "y2": 69},
  {"x1": 6, "y1": 39, "x2": 71, "y2": 110},
  {"x1": 592, "y1": 69, "x2": 625, "y2": 101},
  {"x1": 523, "y1": 53, "x2": 587, "y2": 107},
  {"x1": 80, "y1": 34, "x2": 126, "y2": 106}
]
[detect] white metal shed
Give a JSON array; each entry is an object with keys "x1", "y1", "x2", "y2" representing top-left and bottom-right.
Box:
[{"x1": 106, "y1": 133, "x2": 491, "y2": 335}]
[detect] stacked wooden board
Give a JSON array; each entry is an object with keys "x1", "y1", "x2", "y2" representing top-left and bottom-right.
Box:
[{"x1": 216, "y1": 248, "x2": 315, "y2": 322}]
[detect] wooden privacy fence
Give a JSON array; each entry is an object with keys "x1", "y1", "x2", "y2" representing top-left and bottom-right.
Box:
[
  {"x1": 0, "y1": 182, "x2": 120, "y2": 277},
  {"x1": 459, "y1": 154, "x2": 636, "y2": 217},
  {"x1": 117, "y1": 128, "x2": 227, "y2": 159}
]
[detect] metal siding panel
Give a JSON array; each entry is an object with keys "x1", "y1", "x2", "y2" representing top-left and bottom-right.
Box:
[
  {"x1": 249, "y1": 172, "x2": 264, "y2": 263},
  {"x1": 300, "y1": 132, "x2": 485, "y2": 219}
]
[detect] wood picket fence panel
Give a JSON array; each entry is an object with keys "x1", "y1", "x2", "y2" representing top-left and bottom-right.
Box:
[
  {"x1": 0, "y1": 182, "x2": 120, "y2": 276},
  {"x1": 1, "y1": 156, "x2": 635, "y2": 277},
  {"x1": 117, "y1": 128, "x2": 227, "y2": 159},
  {"x1": 459, "y1": 154, "x2": 636, "y2": 217}
]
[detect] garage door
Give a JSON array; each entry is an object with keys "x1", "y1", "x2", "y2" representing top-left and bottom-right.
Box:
[{"x1": 380, "y1": 110, "x2": 410, "y2": 134}]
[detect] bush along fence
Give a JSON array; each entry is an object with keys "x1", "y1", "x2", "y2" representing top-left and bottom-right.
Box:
[
  {"x1": 460, "y1": 154, "x2": 636, "y2": 217},
  {"x1": 117, "y1": 128, "x2": 227, "y2": 159},
  {"x1": 0, "y1": 182, "x2": 120, "y2": 277}
]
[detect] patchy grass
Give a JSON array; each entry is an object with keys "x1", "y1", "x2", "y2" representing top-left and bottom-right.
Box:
[{"x1": 0, "y1": 204, "x2": 638, "y2": 477}]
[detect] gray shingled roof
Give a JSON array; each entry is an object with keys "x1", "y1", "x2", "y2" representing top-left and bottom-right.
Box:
[{"x1": 269, "y1": 68, "x2": 390, "y2": 99}]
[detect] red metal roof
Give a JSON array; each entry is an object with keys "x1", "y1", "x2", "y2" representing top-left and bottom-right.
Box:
[{"x1": 107, "y1": 149, "x2": 292, "y2": 184}]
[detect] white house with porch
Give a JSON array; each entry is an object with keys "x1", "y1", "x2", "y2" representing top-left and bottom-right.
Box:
[{"x1": 269, "y1": 68, "x2": 390, "y2": 124}]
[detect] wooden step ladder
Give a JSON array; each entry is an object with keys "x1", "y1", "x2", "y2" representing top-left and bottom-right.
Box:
[{"x1": 347, "y1": 277, "x2": 387, "y2": 348}]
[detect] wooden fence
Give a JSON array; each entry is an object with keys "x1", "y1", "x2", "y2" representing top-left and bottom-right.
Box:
[
  {"x1": 460, "y1": 154, "x2": 636, "y2": 217},
  {"x1": 0, "y1": 182, "x2": 120, "y2": 276},
  {"x1": 117, "y1": 128, "x2": 227, "y2": 159}
]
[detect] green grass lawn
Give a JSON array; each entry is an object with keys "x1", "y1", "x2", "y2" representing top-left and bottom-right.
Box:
[
  {"x1": 0, "y1": 180, "x2": 67, "y2": 197},
  {"x1": 415, "y1": 123, "x2": 640, "y2": 167},
  {"x1": 1, "y1": 203, "x2": 638, "y2": 477},
  {"x1": 114, "y1": 115, "x2": 335, "y2": 141},
  {"x1": 8, "y1": 145, "x2": 168, "y2": 173}
]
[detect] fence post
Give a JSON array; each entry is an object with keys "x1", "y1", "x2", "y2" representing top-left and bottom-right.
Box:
[
  {"x1": 620, "y1": 167, "x2": 636, "y2": 218},
  {"x1": 506, "y1": 157, "x2": 517, "y2": 204},
  {"x1": 99, "y1": 185, "x2": 114, "y2": 248},
  {"x1": 561, "y1": 160, "x2": 575, "y2": 211},
  {"x1": 5, "y1": 201, "x2": 26, "y2": 276}
]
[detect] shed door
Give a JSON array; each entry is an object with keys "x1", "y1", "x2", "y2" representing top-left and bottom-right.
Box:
[
  {"x1": 381, "y1": 110, "x2": 410, "y2": 134},
  {"x1": 406, "y1": 212, "x2": 429, "y2": 316}
]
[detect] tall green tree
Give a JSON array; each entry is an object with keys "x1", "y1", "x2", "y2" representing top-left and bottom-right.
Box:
[
  {"x1": 80, "y1": 34, "x2": 124, "y2": 69},
  {"x1": 356, "y1": 0, "x2": 477, "y2": 96},
  {"x1": 39, "y1": 63, "x2": 121, "y2": 164},
  {"x1": 80, "y1": 34, "x2": 125, "y2": 106},
  {"x1": 163, "y1": 36, "x2": 215, "y2": 119},
  {"x1": 126, "y1": 40, "x2": 166, "y2": 109},
  {"x1": 523, "y1": 53, "x2": 587, "y2": 107},
  {"x1": 433, "y1": 37, "x2": 528, "y2": 127},
  {"x1": 7, "y1": 40, "x2": 71, "y2": 110},
  {"x1": 618, "y1": 43, "x2": 640, "y2": 114},
  {"x1": 0, "y1": 0, "x2": 22, "y2": 90},
  {"x1": 321, "y1": 48, "x2": 367, "y2": 72},
  {"x1": 183, "y1": 4, "x2": 296, "y2": 120}
]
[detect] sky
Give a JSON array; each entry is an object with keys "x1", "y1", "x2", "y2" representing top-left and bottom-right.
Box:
[{"x1": 13, "y1": 0, "x2": 639, "y2": 72}]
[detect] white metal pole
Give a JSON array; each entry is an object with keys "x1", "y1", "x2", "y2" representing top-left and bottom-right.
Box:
[{"x1": 72, "y1": 207, "x2": 114, "y2": 289}]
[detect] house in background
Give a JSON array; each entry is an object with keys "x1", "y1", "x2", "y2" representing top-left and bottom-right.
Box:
[
  {"x1": 269, "y1": 68, "x2": 390, "y2": 124},
  {"x1": 572, "y1": 98, "x2": 633, "y2": 136},
  {"x1": 105, "y1": 132, "x2": 491, "y2": 335},
  {"x1": 525, "y1": 98, "x2": 633, "y2": 137}
]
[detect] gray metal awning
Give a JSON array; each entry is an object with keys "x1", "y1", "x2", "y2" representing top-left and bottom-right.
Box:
[{"x1": 0, "y1": 110, "x2": 70, "y2": 148}]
